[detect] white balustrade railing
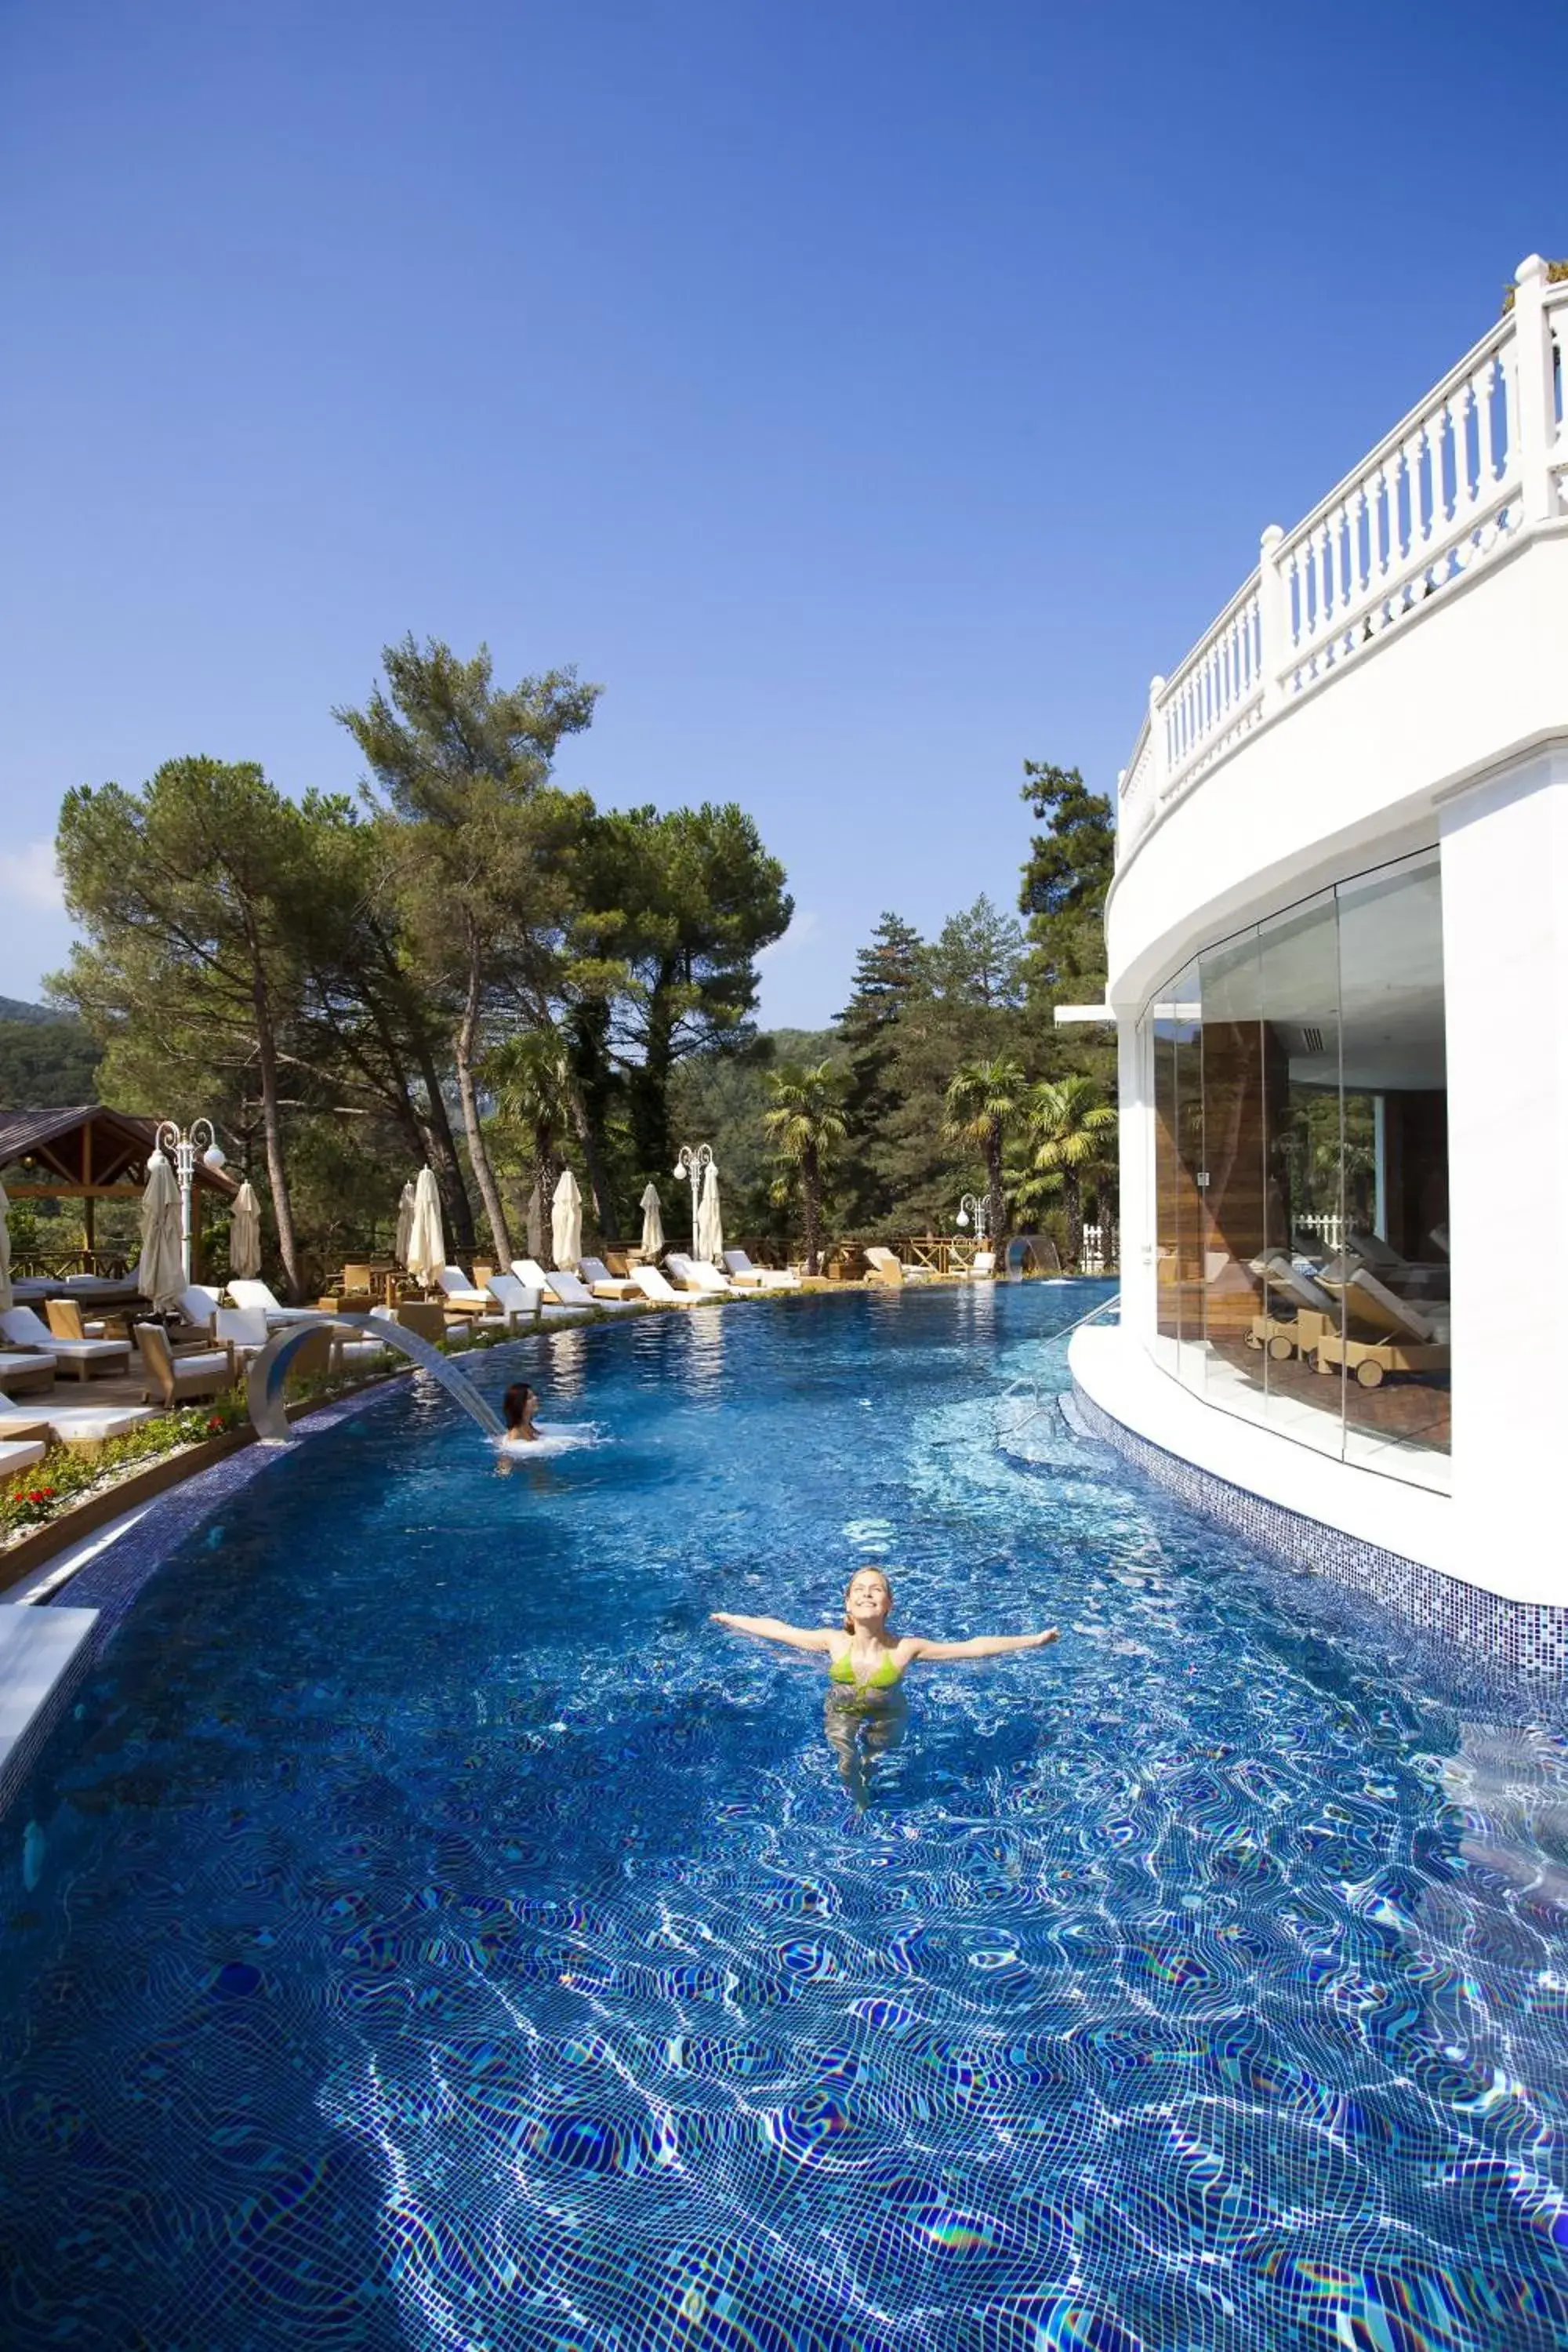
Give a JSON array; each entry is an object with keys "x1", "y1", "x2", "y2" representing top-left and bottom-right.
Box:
[{"x1": 1119, "y1": 255, "x2": 1568, "y2": 861}]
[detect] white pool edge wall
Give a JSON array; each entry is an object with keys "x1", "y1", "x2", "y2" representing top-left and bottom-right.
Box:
[{"x1": 1076, "y1": 254, "x2": 1568, "y2": 1667}]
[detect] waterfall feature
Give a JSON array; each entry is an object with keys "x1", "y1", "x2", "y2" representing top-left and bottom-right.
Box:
[{"x1": 245, "y1": 1315, "x2": 506, "y2": 1444}]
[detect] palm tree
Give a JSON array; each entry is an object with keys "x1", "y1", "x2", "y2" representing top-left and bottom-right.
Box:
[
  {"x1": 485, "y1": 1029, "x2": 575, "y2": 1262},
  {"x1": 762, "y1": 1061, "x2": 848, "y2": 1277},
  {"x1": 943, "y1": 1057, "x2": 1026, "y2": 1261},
  {"x1": 1020, "y1": 1075, "x2": 1117, "y2": 1269}
]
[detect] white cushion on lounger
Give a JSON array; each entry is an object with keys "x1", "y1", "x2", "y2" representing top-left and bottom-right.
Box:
[
  {"x1": 513, "y1": 1258, "x2": 634, "y2": 1314},
  {"x1": 0, "y1": 1308, "x2": 127, "y2": 1364},
  {"x1": 486, "y1": 1273, "x2": 540, "y2": 1329},
  {"x1": 437, "y1": 1265, "x2": 492, "y2": 1310},
  {"x1": 0, "y1": 1351, "x2": 52, "y2": 1383},
  {"x1": 665, "y1": 1253, "x2": 736, "y2": 1294},
  {"x1": 629, "y1": 1264, "x2": 699, "y2": 1306},
  {"x1": 1348, "y1": 1268, "x2": 1447, "y2": 1345},
  {"x1": 226, "y1": 1280, "x2": 324, "y2": 1326},
  {"x1": 0, "y1": 1438, "x2": 46, "y2": 1474},
  {"x1": 578, "y1": 1258, "x2": 642, "y2": 1300},
  {"x1": 722, "y1": 1250, "x2": 799, "y2": 1290},
  {"x1": 42, "y1": 1402, "x2": 157, "y2": 1443}
]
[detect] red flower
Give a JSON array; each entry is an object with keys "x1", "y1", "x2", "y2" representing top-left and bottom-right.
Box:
[{"x1": 206, "y1": 1415, "x2": 223, "y2": 1432}]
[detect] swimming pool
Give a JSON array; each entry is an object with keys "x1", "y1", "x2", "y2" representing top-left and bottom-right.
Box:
[{"x1": 2, "y1": 1283, "x2": 1567, "y2": 2350}]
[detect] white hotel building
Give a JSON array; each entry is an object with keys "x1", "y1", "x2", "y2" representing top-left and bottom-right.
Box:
[{"x1": 1066, "y1": 255, "x2": 1568, "y2": 1675}]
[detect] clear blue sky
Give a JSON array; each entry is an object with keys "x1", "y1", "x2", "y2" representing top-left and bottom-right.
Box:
[{"x1": 2, "y1": 0, "x2": 1563, "y2": 1027}]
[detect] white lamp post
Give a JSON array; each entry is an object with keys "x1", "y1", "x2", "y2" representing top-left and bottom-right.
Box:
[
  {"x1": 956, "y1": 1191, "x2": 988, "y2": 1243},
  {"x1": 156, "y1": 1118, "x2": 227, "y2": 1282},
  {"x1": 672, "y1": 1142, "x2": 713, "y2": 1258}
]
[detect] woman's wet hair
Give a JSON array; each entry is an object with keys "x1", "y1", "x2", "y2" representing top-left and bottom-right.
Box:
[
  {"x1": 843, "y1": 1568, "x2": 892, "y2": 1632},
  {"x1": 502, "y1": 1382, "x2": 535, "y2": 1432}
]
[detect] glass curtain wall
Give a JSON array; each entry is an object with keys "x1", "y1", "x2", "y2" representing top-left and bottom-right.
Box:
[{"x1": 1143, "y1": 850, "x2": 1449, "y2": 1490}]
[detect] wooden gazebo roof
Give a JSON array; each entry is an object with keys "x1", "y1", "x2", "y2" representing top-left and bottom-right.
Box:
[{"x1": 0, "y1": 1105, "x2": 240, "y2": 1197}]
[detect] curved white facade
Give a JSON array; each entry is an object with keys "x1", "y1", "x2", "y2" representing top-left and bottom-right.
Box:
[{"x1": 1078, "y1": 256, "x2": 1568, "y2": 1617}]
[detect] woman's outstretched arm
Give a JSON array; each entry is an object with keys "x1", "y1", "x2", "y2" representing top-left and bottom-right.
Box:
[
  {"x1": 907, "y1": 1629, "x2": 1059, "y2": 1661},
  {"x1": 710, "y1": 1612, "x2": 835, "y2": 1653}
]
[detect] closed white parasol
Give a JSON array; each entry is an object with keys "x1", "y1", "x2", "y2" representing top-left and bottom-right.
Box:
[
  {"x1": 228, "y1": 1179, "x2": 263, "y2": 1279},
  {"x1": 639, "y1": 1181, "x2": 664, "y2": 1258},
  {"x1": 551, "y1": 1168, "x2": 583, "y2": 1269},
  {"x1": 136, "y1": 1149, "x2": 186, "y2": 1313},
  {"x1": 394, "y1": 1178, "x2": 416, "y2": 1269},
  {"x1": 697, "y1": 1163, "x2": 724, "y2": 1265},
  {"x1": 406, "y1": 1166, "x2": 446, "y2": 1288}
]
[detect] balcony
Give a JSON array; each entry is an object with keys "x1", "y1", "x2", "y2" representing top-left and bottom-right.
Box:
[{"x1": 1116, "y1": 256, "x2": 1568, "y2": 874}]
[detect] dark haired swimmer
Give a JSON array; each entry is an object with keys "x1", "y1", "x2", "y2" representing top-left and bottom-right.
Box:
[
  {"x1": 714, "y1": 1568, "x2": 1058, "y2": 1800},
  {"x1": 501, "y1": 1382, "x2": 540, "y2": 1442}
]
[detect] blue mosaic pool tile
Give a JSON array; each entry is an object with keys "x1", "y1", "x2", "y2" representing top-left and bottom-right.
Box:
[{"x1": 1067, "y1": 1377, "x2": 1568, "y2": 1689}]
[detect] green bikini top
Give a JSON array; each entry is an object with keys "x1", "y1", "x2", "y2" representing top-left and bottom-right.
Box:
[{"x1": 829, "y1": 1645, "x2": 903, "y2": 1690}]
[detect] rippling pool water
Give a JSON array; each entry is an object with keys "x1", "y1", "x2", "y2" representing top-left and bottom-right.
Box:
[{"x1": 3, "y1": 1282, "x2": 1568, "y2": 2350}]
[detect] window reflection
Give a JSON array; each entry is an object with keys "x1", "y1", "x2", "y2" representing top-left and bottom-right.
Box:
[{"x1": 1143, "y1": 851, "x2": 1449, "y2": 1491}]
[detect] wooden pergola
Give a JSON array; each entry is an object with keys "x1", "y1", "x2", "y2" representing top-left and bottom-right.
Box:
[{"x1": 0, "y1": 1105, "x2": 240, "y2": 1279}]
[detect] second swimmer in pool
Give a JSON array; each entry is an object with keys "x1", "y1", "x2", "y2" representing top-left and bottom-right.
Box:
[{"x1": 712, "y1": 1566, "x2": 1058, "y2": 1688}]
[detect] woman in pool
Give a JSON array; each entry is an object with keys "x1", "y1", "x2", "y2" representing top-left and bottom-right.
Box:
[
  {"x1": 501, "y1": 1382, "x2": 540, "y2": 1443},
  {"x1": 712, "y1": 1566, "x2": 1058, "y2": 1690}
]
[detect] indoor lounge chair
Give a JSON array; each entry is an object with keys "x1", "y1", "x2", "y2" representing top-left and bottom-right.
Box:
[
  {"x1": 1314, "y1": 1269, "x2": 1450, "y2": 1388},
  {"x1": 226, "y1": 1279, "x2": 327, "y2": 1328},
  {"x1": 628, "y1": 1264, "x2": 701, "y2": 1308},
  {"x1": 1245, "y1": 1253, "x2": 1338, "y2": 1361},
  {"x1": 1, "y1": 1305, "x2": 131, "y2": 1383},
  {"x1": 722, "y1": 1249, "x2": 800, "y2": 1290},
  {"x1": 134, "y1": 1323, "x2": 235, "y2": 1410},
  {"x1": 577, "y1": 1256, "x2": 642, "y2": 1301},
  {"x1": 863, "y1": 1246, "x2": 935, "y2": 1287}
]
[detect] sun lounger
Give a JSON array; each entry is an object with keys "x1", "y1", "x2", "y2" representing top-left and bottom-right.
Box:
[
  {"x1": 227, "y1": 1279, "x2": 326, "y2": 1328},
  {"x1": 513, "y1": 1259, "x2": 636, "y2": 1316},
  {"x1": 215, "y1": 1307, "x2": 270, "y2": 1361},
  {"x1": 0, "y1": 1348, "x2": 53, "y2": 1396},
  {"x1": 0, "y1": 1305, "x2": 130, "y2": 1383},
  {"x1": 437, "y1": 1265, "x2": 494, "y2": 1316},
  {"x1": 862, "y1": 1247, "x2": 935, "y2": 1287},
  {"x1": 172, "y1": 1283, "x2": 223, "y2": 1341},
  {"x1": 134, "y1": 1324, "x2": 235, "y2": 1409},
  {"x1": 628, "y1": 1264, "x2": 701, "y2": 1308},
  {"x1": 1314, "y1": 1269, "x2": 1450, "y2": 1388},
  {"x1": 577, "y1": 1257, "x2": 642, "y2": 1301},
  {"x1": 0, "y1": 1437, "x2": 46, "y2": 1477},
  {"x1": 721, "y1": 1250, "x2": 800, "y2": 1290},
  {"x1": 0, "y1": 1387, "x2": 154, "y2": 1446},
  {"x1": 486, "y1": 1272, "x2": 543, "y2": 1330},
  {"x1": 1244, "y1": 1252, "x2": 1338, "y2": 1360},
  {"x1": 665, "y1": 1253, "x2": 744, "y2": 1296}
]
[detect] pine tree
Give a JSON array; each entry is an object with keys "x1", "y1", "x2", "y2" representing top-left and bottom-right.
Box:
[
  {"x1": 833, "y1": 913, "x2": 926, "y2": 1229},
  {"x1": 1017, "y1": 763, "x2": 1116, "y2": 1006}
]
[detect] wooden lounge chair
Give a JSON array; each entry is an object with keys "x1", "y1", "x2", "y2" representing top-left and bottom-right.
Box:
[
  {"x1": 665, "y1": 1252, "x2": 743, "y2": 1296},
  {"x1": 134, "y1": 1323, "x2": 235, "y2": 1410},
  {"x1": 0, "y1": 1386, "x2": 154, "y2": 1446},
  {"x1": 628, "y1": 1264, "x2": 701, "y2": 1308},
  {"x1": 1245, "y1": 1253, "x2": 1338, "y2": 1361},
  {"x1": 0, "y1": 1437, "x2": 47, "y2": 1478},
  {"x1": 436, "y1": 1265, "x2": 495, "y2": 1317},
  {"x1": 1313, "y1": 1269, "x2": 1450, "y2": 1388},
  {"x1": 863, "y1": 1247, "x2": 934, "y2": 1287},
  {"x1": 0, "y1": 1348, "x2": 54, "y2": 1396},
  {"x1": 485, "y1": 1273, "x2": 543, "y2": 1330},
  {"x1": 227, "y1": 1279, "x2": 326, "y2": 1328},
  {"x1": 513, "y1": 1258, "x2": 636, "y2": 1316},
  {"x1": 2, "y1": 1305, "x2": 130, "y2": 1383},
  {"x1": 578, "y1": 1256, "x2": 642, "y2": 1301},
  {"x1": 722, "y1": 1250, "x2": 800, "y2": 1290}
]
